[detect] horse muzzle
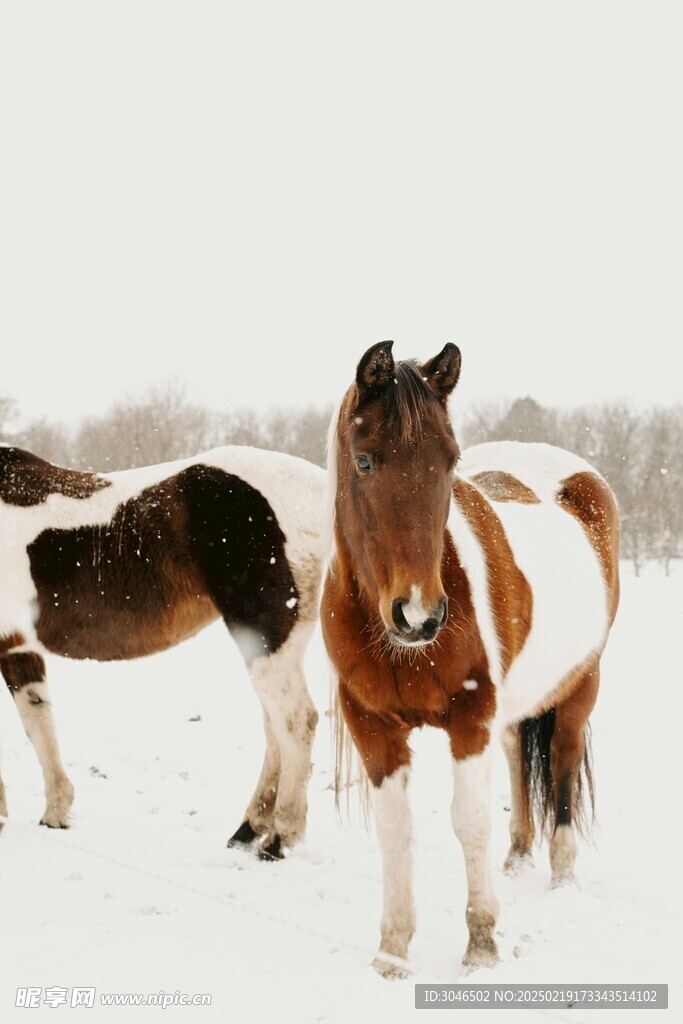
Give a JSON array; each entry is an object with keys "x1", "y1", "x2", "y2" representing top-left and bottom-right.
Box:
[{"x1": 388, "y1": 594, "x2": 448, "y2": 647}]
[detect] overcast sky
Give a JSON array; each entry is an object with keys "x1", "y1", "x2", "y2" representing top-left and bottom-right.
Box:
[{"x1": 1, "y1": 1, "x2": 681, "y2": 430}]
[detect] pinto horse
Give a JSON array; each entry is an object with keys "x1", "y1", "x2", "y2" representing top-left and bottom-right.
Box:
[
  {"x1": 322, "y1": 341, "x2": 619, "y2": 974},
  {"x1": 0, "y1": 444, "x2": 324, "y2": 859}
]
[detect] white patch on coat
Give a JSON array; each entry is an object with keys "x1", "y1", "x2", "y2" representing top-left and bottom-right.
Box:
[
  {"x1": 451, "y1": 749, "x2": 499, "y2": 929},
  {"x1": 549, "y1": 823, "x2": 578, "y2": 886},
  {"x1": 246, "y1": 619, "x2": 318, "y2": 848},
  {"x1": 447, "y1": 502, "x2": 503, "y2": 687},
  {"x1": 372, "y1": 765, "x2": 416, "y2": 962},
  {"x1": 12, "y1": 681, "x2": 74, "y2": 827},
  {"x1": 402, "y1": 585, "x2": 428, "y2": 628},
  {"x1": 455, "y1": 441, "x2": 610, "y2": 724}
]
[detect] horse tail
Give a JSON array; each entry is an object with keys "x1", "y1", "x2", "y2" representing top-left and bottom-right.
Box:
[
  {"x1": 520, "y1": 710, "x2": 595, "y2": 839},
  {"x1": 331, "y1": 675, "x2": 370, "y2": 824}
]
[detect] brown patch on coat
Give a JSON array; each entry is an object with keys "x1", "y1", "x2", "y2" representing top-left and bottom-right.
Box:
[
  {"x1": 27, "y1": 464, "x2": 299, "y2": 663},
  {"x1": 1, "y1": 651, "x2": 46, "y2": 691},
  {"x1": 0, "y1": 631, "x2": 25, "y2": 655},
  {"x1": 550, "y1": 664, "x2": 599, "y2": 818},
  {"x1": 471, "y1": 470, "x2": 540, "y2": 504},
  {"x1": 556, "y1": 471, "x2": 620, "y2": 623},
  {"x1": 529, "y1": 650, "x2": 600, "y2": 718},
  {"x1": 0, "y1": 447, "x2": 110, "y2": 507},
  {"x1": 29, "y1": 488, "x2": 220, "y2": 660},
  {"x1": 452, "y1": 477, "x2": 533, "y2": 677}
]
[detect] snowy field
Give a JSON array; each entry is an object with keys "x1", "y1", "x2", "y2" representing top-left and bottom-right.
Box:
[{"x1": 0, "y1": 565, "x2": 680, "y2": 1022}]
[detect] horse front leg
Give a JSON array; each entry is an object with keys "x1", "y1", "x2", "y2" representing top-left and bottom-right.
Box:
[
  {"x1": 451, "y1": 743, "x2": 499, "y2": 968},
  {"x1": 339, "y1": 682, "x2": 414, "y2": 978},
  {"x1": 0, "y1": 648, "x2": 74, "y2": 828},
  {"x1": 372, "y1": 764, "x2": 415, "y2": 977}
]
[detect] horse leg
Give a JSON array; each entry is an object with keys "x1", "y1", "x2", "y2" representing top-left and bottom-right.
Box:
[
  {"x1": 450, "y1": 744, "x2": 499, "y2": 967},
  {"x1": 549, "y1": 665, "x2": 599, "y2": 887},
  {"x1": 0, "y1": 649, "x2": 74, "y2": 828},
  {"x1": 246, "y1": 625, "x2": 318, "y2": 859},
  {"x1": 502, "y1": 723, "x2": 534, "y2": 874},
  {"x1": 227, "y1": 709, "x2": 281, "y2": 849},
  {"x1": 339, "y1": 682, "x2": 414, "y2": 978},
  {"x1": 372, "y1": 764, "x2": 415, "y2": 977}
]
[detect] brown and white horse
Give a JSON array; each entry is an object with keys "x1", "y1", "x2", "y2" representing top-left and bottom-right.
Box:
[
  {"x1": 322, "y1": 341, "x2": 619, "y2": 975},
  {"x1": 0, "y1": 444, "x2": 325, "y2": 859}
]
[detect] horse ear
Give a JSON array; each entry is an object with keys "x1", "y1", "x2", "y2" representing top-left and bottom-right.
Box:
[
  {"x1": 355, "y1": 341, "x2": 395, "y2": 400},
  {"x1": 422, "y1": 343, "x2": 461, "y2": 400}
]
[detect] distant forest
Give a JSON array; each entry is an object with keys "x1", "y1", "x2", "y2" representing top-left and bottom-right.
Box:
[{"x1": 1, "y1": 384, "x2": 680, "y2": 576}]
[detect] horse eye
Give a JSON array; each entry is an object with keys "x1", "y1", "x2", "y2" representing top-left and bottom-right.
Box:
[{"x1": 354, "y1": 455, "x2": 373, "y2": 474}]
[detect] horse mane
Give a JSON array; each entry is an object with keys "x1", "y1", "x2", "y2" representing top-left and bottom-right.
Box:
[{"x1": 381, "y1": 360, "x2": 434, "y2": 444}]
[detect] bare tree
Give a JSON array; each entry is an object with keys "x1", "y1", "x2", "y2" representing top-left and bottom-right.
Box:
[
  {"x1": 2, "y1": 381, "x2": 680, "y2": 573},
  {"x1": 72, "y1": 381, "x2": 220, "y2": 471},
  {"x1": 0, "y1": 395, "x2": 19, "y2": 439}
]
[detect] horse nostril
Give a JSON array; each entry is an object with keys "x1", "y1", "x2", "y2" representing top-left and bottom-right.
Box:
[
  {"x1": 391, "y1": 596, "x2": 448, "y2": 637},
  {"x1": 391, "y1": 598, "x2": 411, "y2": 635}
]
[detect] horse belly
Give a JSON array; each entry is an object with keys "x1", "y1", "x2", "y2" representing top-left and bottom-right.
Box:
[
  {"x1": 494, "y1": 502, "x2": 609, "y2": 724},
  {"x1": 35, "y1": 591, "x2": 219, "y2": 661}
]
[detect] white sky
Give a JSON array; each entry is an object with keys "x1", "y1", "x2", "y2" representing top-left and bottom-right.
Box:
[{"x1": 1, "y1": 1, "x2": 681, "y2": 428}]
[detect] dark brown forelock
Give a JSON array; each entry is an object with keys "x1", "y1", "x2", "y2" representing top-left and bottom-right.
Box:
[{"x1": 370, "y1": 360, "x2": 435, "y2": 444}]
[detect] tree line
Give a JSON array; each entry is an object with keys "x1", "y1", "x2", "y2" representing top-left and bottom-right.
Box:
[{"x1": 1, "y1": 385, "x2": 680, "y2": 575}]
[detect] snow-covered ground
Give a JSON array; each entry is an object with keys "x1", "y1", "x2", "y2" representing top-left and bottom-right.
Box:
[{"x1": 1, "y1": 566, "x2": 680, "y2": 1022}]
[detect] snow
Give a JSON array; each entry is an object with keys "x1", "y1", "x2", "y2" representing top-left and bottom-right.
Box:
[{"x1": 0, "y1": 567, "x2": 680, "y2": 1022}]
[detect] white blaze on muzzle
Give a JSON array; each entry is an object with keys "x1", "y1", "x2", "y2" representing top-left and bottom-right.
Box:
[{"x1": 402, "y1": 585, "x2": 429, "y2": 629}]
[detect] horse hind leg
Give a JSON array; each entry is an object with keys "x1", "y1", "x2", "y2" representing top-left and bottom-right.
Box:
[
  {"x1": 227, "y1": 709, "x2": 281, "y2": 850},
  {"x1": 246, "y1": 623, "x2": 318, "y2": 859},
  {"x1": 548, "y1": 665, "x2": 599, "y2": 887},
  {"x1": 502, "y1": 723, "x2": 535, "y2": 874},
  {"x1": 0, "y1": 648, "x2": 74, "y2": 828}
]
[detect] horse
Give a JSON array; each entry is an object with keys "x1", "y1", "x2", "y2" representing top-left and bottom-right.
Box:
[
  {"x1": 0, "y1": 443, "x2": 325, "y2": 860},
  {"x1": 322, "y1": 341, "x2": 619, "y2": 975}
]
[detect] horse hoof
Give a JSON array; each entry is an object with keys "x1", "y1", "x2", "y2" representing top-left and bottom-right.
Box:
[
  {"x1": 258, "y1": 835, "x2": 284, "y2": 861},
  {"x1": 40, "y1": 818, "x2": 69, "y2": 830},
  {"x1": 227, "y1": 820, "x2": 259, "y2": 850},
  {"x1": 372, "y1": 956, "x2": 408, "y2": 980},
  {"x1": 550, "y1": 871, "x2": 577, "y2": 890},
  {"x1": 504, "y1": 851, "x2": 534, "y2": 877},
  {"x1": 463, "y1": 942, "x2": 500, "y2": 970}
]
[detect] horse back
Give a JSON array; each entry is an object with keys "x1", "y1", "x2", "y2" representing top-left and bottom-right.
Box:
[
  {"x1": 454, "y1": 441, "x2": 619, "y2": 722},
  {"x1": 1, "y1": 445, "x2": 325, "y2": 664}
]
